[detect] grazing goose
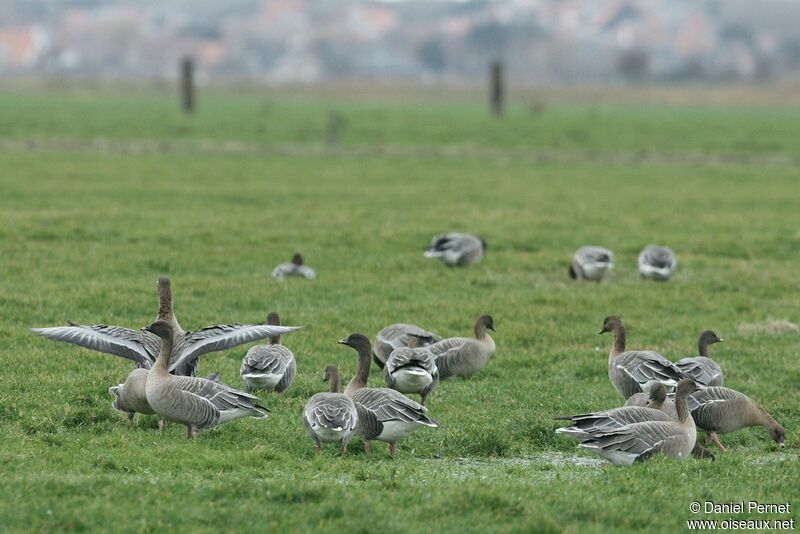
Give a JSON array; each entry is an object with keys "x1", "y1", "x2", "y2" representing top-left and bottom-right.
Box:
[
  {"x1": 31, "y1": 277, "x2": 300, "y2": 377},
  {"x1": 675, "y1": 330, "x2": 724, "y2": 387},
  {"x1": 144, "y1": 320, "x2": 269, "y2": 438},
  {"x1": 338, "y1": 333, "x2": 437, "y2": 459},
  {"x1": 383, "y1": 346, "x2": 439, "y2": 405},
  {"x1": 687, "y1": 386, "x2": 785, "y2": 450},
  {"x1": 569, "y1": 246, "x2": 614, "y2": 281},
  {"x1": 240, "y1": 312, "x2": 296, "y2": 393},
  {"x1": 637, "y1": 245, "x2": 677, "y2": 280},
  {"x1": 372, "y1": 323, "x2": 440, "y2": 369},
  {"x1": 428, "y1": 315, "x2": 496, "y2": 380},
  {"x1": 555, "y1": 406, "x2": 673, "y2": 442},
  {"x1": 272, "y1": 253, "x2": 316, "y2": 280},
  {"x1": 599, "y1": 315, "x2": 682, "y2": 400},
  {"x1": 302, "y1": 365, "x2": 358, "y2": 456},
  {"x1": 577, "y1": 379, "x2": 701, "y2": 465},
  {"x1": 424, "y1": 233, "x2": 486, "y2": 266},
  {"x1": 623, "y1": 383, "x2": 678, "y2": 419}
]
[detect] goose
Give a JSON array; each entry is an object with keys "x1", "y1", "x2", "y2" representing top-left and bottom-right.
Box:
[
  {"x1": 687, "y1": 386, "x2": 785, "y2": 450},
  {"x1": 372, "y1": 323, "x2": 440, "y2": 369},
  {"x1": 424, "y1": 233, "x2": 485, "y2": 266},
  {"x1": 623, "y1": 382, "x2": 678, "y2": 419},
  {"x1": 428, "y1": 315, "x2": 496, "y2": 380},
  {"x1": 383, "y1": 346, "x2": 439, "y2": 405},
  {"x1": 675, "y1": 330, "x2": 724, "y2": 386},
  {"x1": 240, "y1": 312, "x2": 296, "y2": 393},
  {"x1": 143, "y1": 320, "x2": 269, "y2": 438},
  {"x1": 576, "y1": 379, "x2": 701, "y2": 465},
  {"x1": 109, "y1": 370, "x2": 222, "y2": 426},
  {"x1": 637, "y1": 245, "x2": 677, "y2": 280},
  {"x1": 338, "y1": 333, "x2": 437, "y2": 459},
  {"x1": 569, "y1": 246, "x2": 614, "y2": 281},
  {"x1": 555, "y1": 405, "x2": 674, "y2": 442},
  {"x1": 302, "y1": 365, "x2": 358, "y2": 456},
  {"x1": 31, "y1": 276, "x2": 300, "y2": 377},
  {"x1": 272, "y1": 253, "x2": 316, "y2": 280},
  {"x1": 599, "y1": 315, "x2": 682, "y2": 399}
]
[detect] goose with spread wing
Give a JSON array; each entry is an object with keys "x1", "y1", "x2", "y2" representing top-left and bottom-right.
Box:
[{"x1": 31, "y1": 277, "x2": 300, "y2": 377}]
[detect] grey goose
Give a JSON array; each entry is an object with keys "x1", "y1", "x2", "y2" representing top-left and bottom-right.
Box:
[
  {"x1": 577, "y1": 379, "x2": 701, "y2": 465},
  {"x1": 272, "y1": 253, "x2": 316, "y2": 280},
  {"x1": 302, "y1": 365, "x2": 358, "y2": 456},
  {"x1": 688, "y1": 386, "x2": 785, "y2": 450},
  {"x1": 428, "y1": 315, "x2": 496, "y2": 380},
  {"x1": 383, "y1": 346, "x2": 439, "y2": 405},
  {"x1": 240, "y1": 312, "x2": 296, "y2": 393},
  {"x1": 623, "y1": 382, "x2": 678, "y2": 419},
  {"x1": 339, "y1": 333, "x2": 437, "y2": 459},
  {"x1": 31, "y1": 277, "x2": 300, "y2": 377},
  {"x1": 372, "y1": 323, "x2": 440, "y2": 369},
  {"x1": 569, "y1": 246, "x2": 614, "y2": 281},
  {"x1": 675, "y1": 330, "x2": 724, "y2": 387},
  {"x1": 555, "y1": 405, "x2": 674, "y2": 442},
  {"x1": 144, "y1": 320, "x2": 269, "y2": 438},
  {"x1": 599, "y1": 315, "x2": 682, "y2": 399},
  {"x1": 424, "y1": 233, "x2": 486, "y2": 266},
  {"x1": 637, "y1": 245, "x2": 677, "y2": 280}
]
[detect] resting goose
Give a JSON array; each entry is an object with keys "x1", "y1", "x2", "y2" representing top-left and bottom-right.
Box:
[
  {"x1": 144, "y1": 320, "x2": 269, "y2": 438},
  {"x1": 577, "y1": 379, "x2": 701, "y2": 465},
  {"x1": 31, "y1": 277, "x2": 300, "y2": 377},
  {"x1": 424, "y1": 233, "x2": 486, "y2": 266},
  {"x1": 599, "y1": 315, "x2": 682, "y2": 399},
  {"x1": 372, "y1": 323, "x2": 440, "y2": 369},
  {"x1": 272, "y1": 253, "x2": 316, "y2": 280},
  {"x1": 675, "y1": 330, "x2": 724, "y2": 387},
  {"x1": 240, "y1": 312, "x2": 296, "y2": 393},
  {"x1": 428, "y1": 315, "x2": 496, "y2": 380},
  {"x1": 623, "y1": 383, "x2": 678, "y2": 419},
  {"x1": 687, "y1": 386, "x2": 785, "y2": 450},
  {"x1": 383, "y1": 346, "x2": 439, "y2": 405},
  {"x1": 338, "y1": 333, "x2": 437, "y2": 459},
  {"x1": 569, "y1": 246, "x2": 614, "y2": 281},
  {"x1": 637, "y1": 245, "x2": 677, "y2": 280},
  {"x1": 302, "y1": 365, "x2": 358, "y2": 456}
]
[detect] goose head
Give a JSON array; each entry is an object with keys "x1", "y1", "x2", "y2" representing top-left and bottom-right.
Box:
[
  {"x1": 267, "y1": 312, "x2": 281, "y2": 326},
  {"x1": 144, "y1": 319, "x2": 174, "y2": 341},
  {"x1": 768, "y1": 424, "x2": 786, "y2": 447},
  {"x1": 646, "y1": 382, "x2": 667, "y2": 405},
  {"x1": 598, "y1": 315, "x2": 623, "y2": 335},
  {"x1": 477, "y1": 315, "x2": 495, "y2": 332},
  {"x1": 157, "y1": 276, "x2": 171, "y2": 291},
  {"x1": 699, "y1": 330, "x2": 723, "y2": 345},
  {"x1": 323, "y1": 365, "x2": 338, "y2": 382},
  {"x1": 338, "y1": 333, "x2": 371, "y2": 352},
  {"x1": 675, "y1": 378, "x2": 702, "y2": 398},
  {"x1": 479, "y1": 237, "x2": 487, "y2": 252},
  {"x1": 291, "y1": 253, "x2": 304, "y2": 266}
]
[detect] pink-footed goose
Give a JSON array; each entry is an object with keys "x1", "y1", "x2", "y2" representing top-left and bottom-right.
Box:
[
  {"x1": 372, "y1": 323, "x2": 440, "y2": 369},
  {"x1": 637, "y1": 245, "x2": 677, "y2": 280},
  {"x1": 688, "y1": 386, "x2": 785, "y2": 450},
  {"x1": 144, "y1": 320, "x2": 269, "y2": 438},
  {"x1": 424, "y1": 233, "x2": 486, "y2": 266},
  {"x1": 31, "y1": 277, "x2": 300, "y2": 378},
  {"x1": 240, "y1": 312, "x2": 296, "y2": 393},
  {"x1": 576, "y1": 379, "x2": 701, "y2": 465},
  {"x1": 675, "y1": 330, "x2": 724, "y2": 387},
  {"x1": 302, "y1": 365, "x2": 358, "y2": 456},
  {"x1": 623, "y1": 382, "x2": 678, "y2": 420},
  {"x1": 569, "y1": 246, "x2": 614, "y2": 281},
  {"x1": 428, "y1": 315, "x2": 496, "y2": 380},
  {"x1": 599, "y1": 315, "x2": 682, "y2": 399},
  {"x1": 272, "y1": 253, "x2": 316, "y2": 280},
  {"x1": 383, "y1": 344, "x2": 439, "y2": 405},
  {"x1": 338, "y1": 333, "x2": 437, "y2": 459}
]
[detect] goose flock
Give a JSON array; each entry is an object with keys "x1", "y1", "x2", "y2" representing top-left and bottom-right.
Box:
[{"x1": 29, "y1": 235, "x2": 786, "y2": 463}]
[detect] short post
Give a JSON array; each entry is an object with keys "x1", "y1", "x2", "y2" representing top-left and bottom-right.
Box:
[
  {"x1": 490, "y1": 61, "x2": 504, "y2": 117},
  {"x1": 180, "y1": 57, "x2": 194, "y2": 114}
]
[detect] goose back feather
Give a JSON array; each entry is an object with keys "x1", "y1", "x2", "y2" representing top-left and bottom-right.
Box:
[
  {"x1": 638, "y1": 245, "x2": 677, "y2": 280},
  {"x1": 570, "y1": 246, "x2": 614, "y2": 281},
  {"x1": 373, "y1": 323, "x2": 440, "y2": 368},
  {"x1": 424, "y1": 233, "x2": 485, "y2": 266}
]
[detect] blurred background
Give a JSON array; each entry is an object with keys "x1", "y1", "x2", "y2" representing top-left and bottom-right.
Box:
[{"x1": 2, "y1": 0, "x2": 799, "y2": 87}]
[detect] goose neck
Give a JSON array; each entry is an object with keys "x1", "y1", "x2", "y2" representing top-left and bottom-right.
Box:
[
  {"x1": 329, "y1": 368, "x2": 341, "y2": 394},
  {"x1": 154, "y1": 335, "x2": 174, "y2": 374},
  {"x1": 610, "y1": 324, "x2": 626, "y2": 356},
  {"x1": 345, "y1": 343, "x2": 371, "y2": 395}
]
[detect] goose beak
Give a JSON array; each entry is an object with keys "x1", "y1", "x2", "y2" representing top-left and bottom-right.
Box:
[
  {"x1": 337, "y1": 339, "x2": 348, "y2": 345},
  {"x1": 718, "y1": 338, "x2": 724, "y2": 342},
  {"x1": 488, "y1": 326, "x2": 496, "y2": 332},
  {"x1": 598, "y1": 327, "x2": 609, "y2": 334}
]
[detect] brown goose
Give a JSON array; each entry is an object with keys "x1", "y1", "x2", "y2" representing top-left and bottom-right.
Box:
[
  {"x1": 372, "y1": 323, "x2": 440, "y2": 369},
  {"x1": 302, "y1": 365, "x2": 358, "y2": 456},
  {"x1": 623, "y1": 383, "x2": 678, "y2": 419},
  {"x1": 428, "y1": 315, "x2": 496, "y2": 380},
  {"x1": 240, "y1": 312, "x2": 296, "y2": 393},
  {"x1": 577, "y1": 379, "x2": 701, "y2": 465},
  {"x1": 688, "y1": 386, "x2": 785, "y2": 450},
  {"x1": 144, "y1": 320, "x2": 268, "y2": 438},
  {"x1": 338, "y1": 333, "x2": 437, "y2": 459},
  {"x1": 31, "y1": 277, "x2": 300, "y2": 377},
  {"x1": 599, "y1": 315, "x2": 682, "y2": 399},
  {"x1": 675, "y1": 330, "x2": 724, "y2": 386},
  {"x1": 383, "y1": 346, "x2": 439, "y2": 405}
]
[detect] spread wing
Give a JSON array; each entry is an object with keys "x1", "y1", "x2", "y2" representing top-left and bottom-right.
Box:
[{"x1": 30, "y1": 323, "x2": 159, "y2": 368}]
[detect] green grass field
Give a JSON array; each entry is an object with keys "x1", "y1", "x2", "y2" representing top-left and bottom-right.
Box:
[{"x1": 0, "y1": 86, "x2": 798, "y2": 532}]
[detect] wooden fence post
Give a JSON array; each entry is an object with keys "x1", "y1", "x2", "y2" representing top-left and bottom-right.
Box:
[
  {"x1": 490, "y1": 61, "x2": 503, "y2": 117},
  {"x1": 180, "y1": 57, "x2": 194, "y2": 114}
]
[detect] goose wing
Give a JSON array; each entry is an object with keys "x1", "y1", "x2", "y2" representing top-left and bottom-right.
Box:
[
  {"x1": 168, "y1": 323, "x2": 301, "y2": 373},
  {"x1": 581, "y1": 420, "x2": 684, "y2": 463},
  {"x1": 616, "y1": 350, "x2": 681, "y2": 389},
  {"x1": 305, "y1": 393, "x2": 357, "y2": 431},
  {"x1": 386, "y1": 347, "x2": 437, "y2": 375},
  {"x1": 241, "y1": 345, "x2": 293, "y2": 375},
  {"x1": 687, "y1": 386, "x2": 743, "y2": 431},
  {"x1": 351, "y1": 388, "x2": 436, "y2": 426},
  {"x1": 30, "y1": 323, "x2": 159, "y2": 368},
  {"x1": 170, "y1": 375, "x2": 268, "y2": 414},
  {"x1": 575, "y1": 246, "x2": 614, "y2": 267},
  {"x1": 675, "y1": 356, "x2": 723, "y2": 386}
]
